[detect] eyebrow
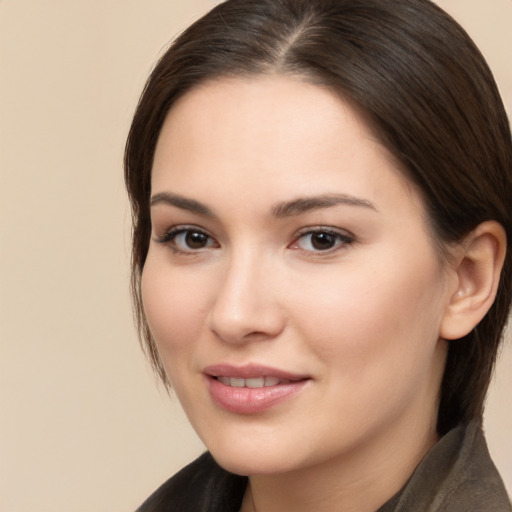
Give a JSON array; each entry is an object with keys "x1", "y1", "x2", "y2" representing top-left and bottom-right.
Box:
[
  {"x1": 271, "y1": 194, "x2": 377, "y2": 217},
  {"x1": 149, "y1": 191, "x2": 376, "y2": 218},
  {"x1": 150, "y1": 192, "x2": 215, "y2": 217}
]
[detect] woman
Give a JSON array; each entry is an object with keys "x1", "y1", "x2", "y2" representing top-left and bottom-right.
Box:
[{"x1": 125, "y1": 0, "x2": 512, "y2": 510}]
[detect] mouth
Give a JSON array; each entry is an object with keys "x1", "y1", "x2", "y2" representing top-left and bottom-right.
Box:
[
  {"x1": 204, "y1": 364, "x2": 310, "y2": 414},
  {"x1": 215, "y1": 376, "x2": 293, "y2": 388}
]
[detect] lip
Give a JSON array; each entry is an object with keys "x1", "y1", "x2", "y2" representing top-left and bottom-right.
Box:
[
  {"x1": 204, "y1": 364, "x2": 310, "y2": 414},
  {"x1": 204, "y1": 363, "x2": 309, "y2": 381}
]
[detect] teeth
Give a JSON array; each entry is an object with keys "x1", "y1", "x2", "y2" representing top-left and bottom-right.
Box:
[
  {"x1": 245, "y1": 377, "x2": 264, "y2": 388},
  {"x1": 230, "y1": 377, "x2": 245, "y2": 388},
  {"x1": 216, "y1": 376, "x2": 288, "y2": 387}
]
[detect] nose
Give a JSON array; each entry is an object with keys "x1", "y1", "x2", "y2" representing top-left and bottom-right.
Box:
[{"x1": 208, "y1": 250, "x2": 285, "y2": 344}]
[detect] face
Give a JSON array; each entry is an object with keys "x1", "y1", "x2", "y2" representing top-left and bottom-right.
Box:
[{"x1": 142, "y1": 76, "x2": 453, "y2": 477}]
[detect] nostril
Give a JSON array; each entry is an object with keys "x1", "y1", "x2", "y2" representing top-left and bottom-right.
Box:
[
  {"x1": 208, "y1": 305, "x2": 285, "y2": 344},
  {"x1": 207, "y1": 262, "x2": 286, "y2": 343}
]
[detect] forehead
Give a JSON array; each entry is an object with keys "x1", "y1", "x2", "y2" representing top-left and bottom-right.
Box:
[{"x1": 151, "y1": 75, "x2": 419, "y2": 216}]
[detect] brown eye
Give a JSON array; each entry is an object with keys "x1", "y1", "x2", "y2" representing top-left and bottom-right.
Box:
[
  {"x1": 185, "y1": 231, "x2": 209, "y2": 249},
  {"x1": 310, "y1": 232, "x2": 337, "y2": 250},
  {"x1": 293, "y1": 229, "x2": 354, "y2": 253},
  {"x1": 156, "y1": 227, "x2": 219, "y2": 253}
]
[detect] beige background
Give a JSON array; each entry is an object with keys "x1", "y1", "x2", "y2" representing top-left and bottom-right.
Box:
[{"x1": 0, "y1": 1, "x2": 510, "y2": 511}]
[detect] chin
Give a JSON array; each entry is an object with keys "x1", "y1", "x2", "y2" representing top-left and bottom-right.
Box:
[{"x1": 207, "y1": 441, "x2": 302, "y2": 477}]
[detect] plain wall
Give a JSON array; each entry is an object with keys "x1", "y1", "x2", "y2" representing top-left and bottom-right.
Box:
[{"x1": 0, "y1": 1, "x2": 510, "y2": 511}]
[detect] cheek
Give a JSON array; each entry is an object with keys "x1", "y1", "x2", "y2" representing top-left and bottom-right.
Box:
[
  {"x1": 140, "y1": 256, "x2": 209, "y2": 357},
  {"x1": 285, "y1": 255, "x2": 448, "y2": 435},
  {"x1": 289, "y1": 248, "x2": 446, "y2": 372}
]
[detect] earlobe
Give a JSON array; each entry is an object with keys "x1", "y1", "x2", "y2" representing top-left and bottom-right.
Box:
[{"x1": 440, "y1": 221, "x2": 507, "y2": 341}]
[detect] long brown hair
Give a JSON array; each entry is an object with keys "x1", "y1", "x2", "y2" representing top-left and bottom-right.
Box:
[{"x1": 125, "y1": 0, "x2": 512, "y2": 434}]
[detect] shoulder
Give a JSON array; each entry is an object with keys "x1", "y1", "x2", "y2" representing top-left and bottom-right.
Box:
[
  {"x1": 383, "y1": 420, "x2": 511, "y2": 512},
  {"x1": 434, "y1": 421, "x2": 511, "y2": 512},
  {"x1": 135, "y1": 452, "x2": 247, "y2": 512}
]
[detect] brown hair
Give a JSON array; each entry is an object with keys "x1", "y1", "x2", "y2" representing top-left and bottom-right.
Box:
[{"x1": 125, "y1": 0, "x2": 512, "y2": 434}]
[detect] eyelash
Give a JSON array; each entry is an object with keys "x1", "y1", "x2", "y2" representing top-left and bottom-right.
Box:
[
  {"x1": 154, "y1": 226, "x2": 218, "y2": 254},
  {"x1": 290, "y1": 228, "x2": 354, "y2": 254},
  {"x1": 154, "y1": 226, "x2": 354, "y2": 255}
]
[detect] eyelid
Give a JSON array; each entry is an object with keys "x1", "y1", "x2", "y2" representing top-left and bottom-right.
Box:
[
  {"x1": 289, "y1": 226, "x2": 355, "y2": 253},
  {"x1": 153, "y1": 225, "x2": 219, "y2": 254},
  {"x1": 153, "y1": 224, "x2": 354, "y2": 256}
]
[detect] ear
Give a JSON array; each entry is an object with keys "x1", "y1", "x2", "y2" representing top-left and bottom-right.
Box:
[{"x1": 440, "y1": 221, "x2": 507, "y2": 340}]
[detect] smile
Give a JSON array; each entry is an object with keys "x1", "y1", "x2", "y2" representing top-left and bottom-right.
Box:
[
  {"x1": 216, "y1": 376, "x2": 288, "y2": 388},
  {"x1": 204, "y1": 364, "x2": 310, "y2": 414}
]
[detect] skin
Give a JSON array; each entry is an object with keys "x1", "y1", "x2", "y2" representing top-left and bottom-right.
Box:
[{"x1": 142, "y1": 76, "x2": 459, "y2": 512}]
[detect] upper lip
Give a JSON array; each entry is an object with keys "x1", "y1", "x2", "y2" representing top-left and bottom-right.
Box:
[{"x1": 203, "y1": 363, "x2": 309, "y2": 381}]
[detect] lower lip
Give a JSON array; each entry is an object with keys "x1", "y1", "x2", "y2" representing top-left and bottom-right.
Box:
[{"x1": 207, "y1": 377, "x2": 309, "y2": 414}]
